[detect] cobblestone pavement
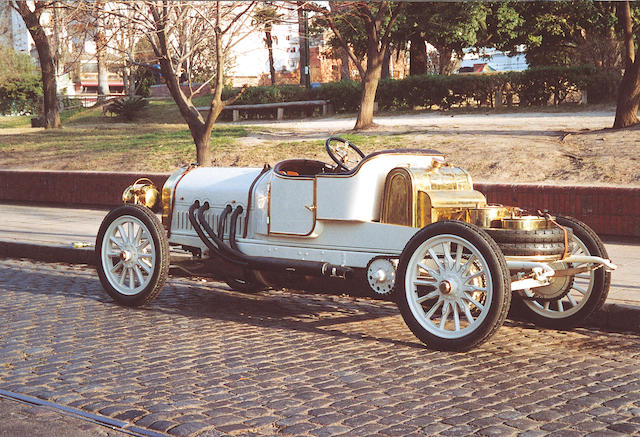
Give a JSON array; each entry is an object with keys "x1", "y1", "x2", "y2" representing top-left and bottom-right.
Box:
[{"x1": 1, "y1": 259, "x2": 640, "y2": 437}]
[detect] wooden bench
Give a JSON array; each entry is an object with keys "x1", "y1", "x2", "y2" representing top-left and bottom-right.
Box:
[{"x1": 196, "y1": 100, "x2": 331, "y2": 122}]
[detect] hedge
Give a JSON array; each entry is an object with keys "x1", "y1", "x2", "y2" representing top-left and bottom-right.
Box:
[
  {"x1": 220, "y1": 65, "x2": 619, "y2": 117},
  {"x1": 0, "y1": 75, "x2": 42, "y2": 115}
]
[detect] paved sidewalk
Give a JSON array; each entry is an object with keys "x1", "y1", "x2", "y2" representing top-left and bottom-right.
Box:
[{"x1": 0, "y1": 202, "x2": 638, "y2": 329}]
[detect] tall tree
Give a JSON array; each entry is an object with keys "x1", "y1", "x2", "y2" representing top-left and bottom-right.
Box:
[
  {"x1": 253, "y1": 4, "x2": 284, "y2": 86},
  {"x1": 614, "y1": 0, "x2": 640, "y2": 128},
  {"x1": 93, "y1": 0, "x2": 110, "y2": 101},
  {"x1": 313, "y1": 1, "x2": 403, "y2": 130},
  {"x1": 112, "y1": 1, "x2": 254, "y2": 165},
  {"x1": 11, "y1": 0, "x2": 61, "y2": 128}
]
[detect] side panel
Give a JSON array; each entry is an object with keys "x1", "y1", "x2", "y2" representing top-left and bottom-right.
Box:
[
  {"x1": 169, "y1": 220, "x2": 419, "y2": 268},
  {"x1": 269, "y1": 174, "x2": 315, "y2": 236},
  {"x1": 316, "y1": 154, "x2": 440, "y2": 222}
]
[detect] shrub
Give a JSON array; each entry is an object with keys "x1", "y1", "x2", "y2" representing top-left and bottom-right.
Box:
[
  {"x1": 216, "y1": 65, "x2": 619, "y2": 115},
  {"x1": 108, "y1": 96, "x2": 148, "y2": 120},
  {"x1": 0, "y1": 75, "x2": 42, "y2": 115}
]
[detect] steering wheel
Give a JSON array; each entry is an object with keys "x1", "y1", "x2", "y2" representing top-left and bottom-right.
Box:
[{"x1": 325, "y1": 136, "x2": 366, "y2": 171}]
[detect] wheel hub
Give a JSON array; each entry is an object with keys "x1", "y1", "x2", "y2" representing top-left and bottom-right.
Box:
[
  {"x1": 366, "y1": 258, "x2": 397, "y2": 295},
  {"x1": 439, "y1": 280, "x2": 452, "y2": 294}
]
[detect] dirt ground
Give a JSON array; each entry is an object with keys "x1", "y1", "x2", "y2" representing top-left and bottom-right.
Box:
[
  {"x1": 1, "y1": 109, "x2": 639, "y2": 186},
  {"x1": 240, "y1": 110, "x2": 640, "y2": 187}
]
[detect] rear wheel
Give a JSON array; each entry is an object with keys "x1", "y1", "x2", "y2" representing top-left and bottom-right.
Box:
[
  {"x1": 513, "y1": 216, "x2": 610, "y2": 329},
  {"x1": 396, "y1": 221, "x2": 511, "y2": 351},
  {"x1": 96, "y1": 204, "x2": 169, "y2": 307}
]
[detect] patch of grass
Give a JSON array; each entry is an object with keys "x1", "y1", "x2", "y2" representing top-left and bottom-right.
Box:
[{"x1": 0, "y1": 116, "x2": 31, "y2": 129}]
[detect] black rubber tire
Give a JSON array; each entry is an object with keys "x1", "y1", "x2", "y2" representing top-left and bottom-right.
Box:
[
  {"x1": 396, "y1": 221, "x2": 511, "y2": 351},
  {"x1": 485, "y1": 228, "x2": 573, "y2": 244},
  {"x1": 96, "y1": 204, "x2": 169, "y2": 307},
  {"x1": 512, "y1": 215, "x2": 611, "y2": 329},
  {"x1": 498, "y1": 242, "x2": 570, "y2": 257}
]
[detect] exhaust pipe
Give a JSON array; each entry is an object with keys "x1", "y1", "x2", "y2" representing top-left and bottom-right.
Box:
[{"x1": 188, "y1": 201, "x2": 351, "y2": 279}]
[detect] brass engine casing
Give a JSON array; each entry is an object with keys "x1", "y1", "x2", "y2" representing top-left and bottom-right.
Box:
[{"x1": 380, "y1": 166, "x2": 487, "y2": 228}]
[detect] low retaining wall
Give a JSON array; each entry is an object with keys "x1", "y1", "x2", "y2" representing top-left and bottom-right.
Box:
[
  {"x1": 1, "y1": 170, "x2": 638, "y2": 238},
  {"x1": 0, "y1": 170, "x2": 169, "y2": 208}
]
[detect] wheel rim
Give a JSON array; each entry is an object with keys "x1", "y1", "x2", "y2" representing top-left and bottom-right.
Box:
[
  {"x1": 405, "y1": 234, "x2": 493, "y2": 339},
  {"x1": 101, "y1": 215, "x2": 156, "y2": 296},
  {"x1": 522, "y1": 234, "x2": 594, "y2": 318}
]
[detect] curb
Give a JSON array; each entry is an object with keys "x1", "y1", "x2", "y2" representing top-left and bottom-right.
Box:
[
  {"x1": 0, "y1": 241, "x2": 96, "y2": 266},
  {"x1": 1, "y1": 240, "x2": 638, "y2": 334}
]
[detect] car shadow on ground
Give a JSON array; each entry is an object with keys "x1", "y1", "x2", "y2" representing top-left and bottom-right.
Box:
[{"x1": 3, "y1": 262, "x2": 638, "y2": 355}]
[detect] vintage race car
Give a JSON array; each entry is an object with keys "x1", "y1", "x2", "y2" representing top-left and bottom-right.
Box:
[{"x1": 96, "y1": 137, "x2": 616, "y2": 350}]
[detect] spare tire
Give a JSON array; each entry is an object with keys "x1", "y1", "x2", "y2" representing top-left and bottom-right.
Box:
[
  {"x1": 485, "y1": 227, "x2": 573, "y2": 257},
  {"x1": 485, "y1": 227, "x2": 572, "y2": 244}
]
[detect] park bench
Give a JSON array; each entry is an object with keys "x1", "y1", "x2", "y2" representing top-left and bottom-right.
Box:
[{"x1": 196, "y1": 100, "x2": 331, "y2": 122}]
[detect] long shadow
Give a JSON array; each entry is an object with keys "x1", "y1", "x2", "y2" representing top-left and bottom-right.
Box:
[
  {"x1": 3, "y1": 263, "x2": 638, "y2": 355},
  {"x1": 0, "y1": 264, "x2": 423, "y2": 350}
]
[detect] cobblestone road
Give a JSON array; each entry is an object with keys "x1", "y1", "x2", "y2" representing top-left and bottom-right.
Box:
[{"x1": 1, "y1": 258, "x2": 640, "y2": 436}]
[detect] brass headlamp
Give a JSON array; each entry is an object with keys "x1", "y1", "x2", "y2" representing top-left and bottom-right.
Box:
[{"x1": 122, "y1": 178, "x2": 160, "y2": 211}]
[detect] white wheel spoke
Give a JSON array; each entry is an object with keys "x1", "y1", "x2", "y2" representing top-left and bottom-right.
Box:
[
  {"x1": 427, "y1": 248, "x2": 444, "y2": 272},
  {"x1": 109, "y1": 260, "x2": 123, "y2": 273},
  {"x1": 139, "y1": 253, "x2": 153, "y2": 259},
  {"x1": 116, "y1": 224, "x2": 127, "y2": 241},
  {"x1": 106, "y1": 249, "x2": 120, "y2": 258},
  {"x1": 127, "y1": 222, "x2": 134, "y2": 243},
  {"x1": 556, "y1": 299, "x2": 564, "y2": 312},
  {"x1": 462, "y1": 304, "x2": 475, "y2": 324},
  {"x1": 109, "y1": 236, "x2": 125, "y2": 250},
  {"x1": 440, "y1": 302, "x2": 450, "y2": 330},
  {"x1": 443, "y1": 243, "x2": 454, "y2": 270},
  {"x1": 465, "y1": 270, "x2": 485, "y2": 283},
  {"x1": 543, "y1": 301, "x2": 550, "y2": 310},
  {"x1": 134, "y1": 226, "x2": 143, "y2": 245},
  {"x1": 118, "y1": 266, "x2": 127, "y2": 285},
  {"x1": 137, "y1": 259, "x2": 152, "y2": 274},
  {"x1": 575, "y1": 274, "x2": 591, "y2": 280},
  {"x1": 413, "y1": 278, "x2": 437, "y2": 287},
  {"x1": 417, "y1": 262, "x2": 439, "y2": 279},
  {"x1": 453, "y1": 302, "x2": 461, "y2": 331},
  {"x1": 572, "y1": 285, "x2": 587, "y2": 295},
  {"x1": 424, "y1": 298, "x2": 444, "y2": 320},
  {"x1": 462, "y1": 255, "x2": 477, "y2": 276},
  {"x1": 567, "y1": 294, "x2": 578, "y2": 307},
  {"x1": 454, "y1": 244, "x2": 463, "y2": 272},
  {"x1": 134, "y1": 265, "x2": 145, "y2": 285},
  {"x1": 463, "y1": 292, "x2": 485, "y2": 311},
  {"x1": 128, "y1": 267, "x2": 135, "y2": 289},
  {"x1": 466, "y1": 286, "x2": 487, "y2": 293},
  {"x1": 417, "y1": 290, "x2": 439, "y2": 303}
]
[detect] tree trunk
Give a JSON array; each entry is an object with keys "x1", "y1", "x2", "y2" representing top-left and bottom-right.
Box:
[
  {"x1": 613, "y1": 1, "x2": 639, "y2": 128},
  {"x1": 95, "y1": 31, "x2": 110, "y2": 102},
  {"x1": 14, "y1": 2, "x2": 61, "y2": 129},
  {"x1": 354, "y1": 51, "x2": 383, "y2": 130},
  {"x1": 613, "y1": 58, "x2": 640, "y2": 128},
  {"x1": 437, "y1": 46, "x2": 454, "y2": 75},
  {"x1": 381, "y1": 47, "x2": 391, "y2": 79},
  {"x1": 297, "y1": 2, "x2": 308, "y2": 87},
  {"x1": 265, "y1": 28, "x2": 276, "y2": 85},
  {"x1": 409, "y1": 33, "x2": 427, "y2": 76},
  {"x1": 340, "y1": 50, "x2": 350, "y2": 81},
  {"x1": 195, "y1": 128, "x2": 212, "y2": 166},
  {"x1": 617, "y1": 0, "x2": 635, "y2": 68}
]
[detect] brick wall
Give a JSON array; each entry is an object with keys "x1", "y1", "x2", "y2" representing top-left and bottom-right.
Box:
[
  {"x1": 475, "y1": 183, "x2": 640, "y2": 238},
  {"x1": 1, "y1": 170, "x2": 638, "y2": 238},
  {"x1": 0, "y1": 170, "x2": 169, "y2": 208}
]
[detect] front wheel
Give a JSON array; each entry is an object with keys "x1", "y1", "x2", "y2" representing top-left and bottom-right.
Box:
[
  {"x1": 513, "y1": 215, "x2": 611, "y2": 329},
  {"x1": 96, "y1": 204, "x2": 169, "y2": 306},
  {"x1": 396, "y1": 221, "x2": 511, "y2": 351}
]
